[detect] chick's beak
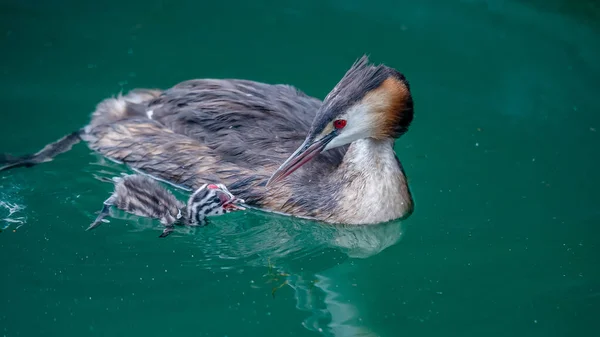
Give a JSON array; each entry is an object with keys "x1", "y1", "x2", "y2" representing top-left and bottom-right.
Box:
[
  {"x1": 227, "y1": 197, "x2": 246, "y2": 211},
  {"x1": 266, "y1": 131, "x2": 336, "y2": 187},
  {"x1": 216, "y1": 190, "x2": 246, "y2": 211}
]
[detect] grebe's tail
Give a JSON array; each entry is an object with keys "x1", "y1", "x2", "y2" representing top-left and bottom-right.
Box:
[
  {"x1": 0, "y1": 88, "x2": 162, "y2": 172},
  {"x1": 0, "y1": 131, "x2": 83, "y2": 172}
]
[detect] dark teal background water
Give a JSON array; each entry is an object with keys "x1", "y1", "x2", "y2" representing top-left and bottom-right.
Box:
[{"x1": 1, "y1": 0, "x2": 599, "y2": 336}]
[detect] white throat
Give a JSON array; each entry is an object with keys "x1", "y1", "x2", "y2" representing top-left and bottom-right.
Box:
[{"x1": 334, "y1": 138, "x2": 413, "y2": 224}]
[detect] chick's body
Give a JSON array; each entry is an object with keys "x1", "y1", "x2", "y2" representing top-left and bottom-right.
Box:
[{"x1": 110, "y1": 175, "x2": 184, "y2": 226}]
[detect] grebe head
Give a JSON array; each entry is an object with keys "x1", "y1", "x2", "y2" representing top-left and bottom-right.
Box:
[
  {"x1": 267, "y1": 55, "x2": 414, "y2": 186},
  {"x1": 186, "y1": 183, "x2": 245, "y2": 225}
]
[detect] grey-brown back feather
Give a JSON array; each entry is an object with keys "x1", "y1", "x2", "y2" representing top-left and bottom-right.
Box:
[{"x1": 146, "y1": 79, "x2": 348, "y2": 170}]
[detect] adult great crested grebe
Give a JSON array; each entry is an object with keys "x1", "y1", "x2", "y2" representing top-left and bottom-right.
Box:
[{"x1": 0, "y1": 56, "x2": 415, "y2": 225}]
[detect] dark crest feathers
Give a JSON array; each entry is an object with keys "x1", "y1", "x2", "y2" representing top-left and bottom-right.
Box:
[{"x1": 309, "y1": 55, "x2": 412, "y2": 137}]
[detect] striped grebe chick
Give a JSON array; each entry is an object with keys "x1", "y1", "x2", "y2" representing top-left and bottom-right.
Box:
[{"x1": 86, "y1": 174, "x2": 245, "y2": 237}]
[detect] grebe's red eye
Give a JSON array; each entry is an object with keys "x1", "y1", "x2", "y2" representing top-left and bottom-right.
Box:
[
  {"x1": 333, "y1": 119, "x2": 347, "y2": 129},
  {"x1": 207, "y1": 184, "x2": 218, "y2": 189}
]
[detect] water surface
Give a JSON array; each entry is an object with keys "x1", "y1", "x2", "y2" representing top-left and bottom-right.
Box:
[{"x1": 1, "y1": 0, "x2": 599, "y2": 336}]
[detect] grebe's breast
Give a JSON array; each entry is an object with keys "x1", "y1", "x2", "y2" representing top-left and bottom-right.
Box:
[{"x1": 331, "y1": 139, "x2": 413, "y2": 225}]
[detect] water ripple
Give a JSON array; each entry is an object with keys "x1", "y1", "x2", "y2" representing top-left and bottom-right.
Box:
[{"x1": 0, "y1": 182, "x2": 27, "y2": 231}]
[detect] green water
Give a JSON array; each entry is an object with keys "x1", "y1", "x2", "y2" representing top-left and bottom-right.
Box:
[{"x1": 1, "y1": 0, "x2": 599, "y2": 336}]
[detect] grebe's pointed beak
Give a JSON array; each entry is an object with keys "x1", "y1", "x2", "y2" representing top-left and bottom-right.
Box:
[{"x1": 266, "y1": 131, "x2": 336, "y2": 187}]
